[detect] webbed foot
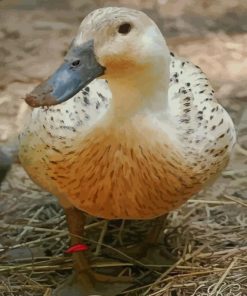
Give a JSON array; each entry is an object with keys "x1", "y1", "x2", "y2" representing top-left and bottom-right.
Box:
[{"x1": 53, "y1": 271, "x2": 132, "y2": 296}]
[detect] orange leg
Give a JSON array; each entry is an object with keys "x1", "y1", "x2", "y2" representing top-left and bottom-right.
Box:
[
  {"x1": 145, "y1": 215, "x2": 166, "y2": 245},
  {"x1": 64, "y1": 207, "x2": 94, "y2": 291},
  {"x1": 111, "y1": 215, "x2": 168, "y2": 259},
  {"x1": 54, "y1": 207, "x2": 132, "y2": 296}
]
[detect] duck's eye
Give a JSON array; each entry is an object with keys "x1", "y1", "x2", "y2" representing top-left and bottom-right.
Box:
[
  {"x1": 118, "y1": 23, "x2": 132, "y2": 35},
  {"x1": 71, "y1": 60, "x2": 80, "y2": 67}
]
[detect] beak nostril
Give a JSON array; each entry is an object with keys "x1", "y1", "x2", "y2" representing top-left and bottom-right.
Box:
[{"x1": 71, "y1": 60, "x2": 81, "y2": 67}]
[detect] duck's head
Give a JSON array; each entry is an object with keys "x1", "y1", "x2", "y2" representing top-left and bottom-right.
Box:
[{"x1": 25, "y1": 7, "x2": 170, "y2": 108}]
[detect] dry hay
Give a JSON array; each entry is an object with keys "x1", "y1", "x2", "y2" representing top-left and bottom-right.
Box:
[
  {"x1": 1, "y1": 0, "x2": 247, "y2": 295},
  {"x1": 1, "y1": 144, "x2": 247, "y2": 296}
]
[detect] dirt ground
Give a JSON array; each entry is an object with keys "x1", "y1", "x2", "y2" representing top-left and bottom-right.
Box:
[{"x1": 0, "y1": 0, "x2": 247, "y2": 295}]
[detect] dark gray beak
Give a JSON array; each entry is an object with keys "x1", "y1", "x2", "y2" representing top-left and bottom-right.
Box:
[{"x1": 25, "y1": 39, "x2": 105, "y2": 107}]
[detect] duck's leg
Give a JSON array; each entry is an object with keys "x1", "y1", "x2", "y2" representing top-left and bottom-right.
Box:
[
  {"x1": 110, "y1": 215, "x2": 172, "y2": 261},
  {"x1": 54, "y1": 206, "x2": 132, "y2": 296},
  {"x1": 145, "y1": 215, "x2": 166, "y2": 246},
  {"x1": 65, "y1": 207, "x2": 94, "y2": 290},
  {"x1": 121, "y1": 215, "x2": 166, "y2": 258}
]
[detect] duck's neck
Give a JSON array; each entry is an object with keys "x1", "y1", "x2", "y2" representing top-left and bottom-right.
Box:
[{"x1": 107, "y1": 63, "x2": 169, "y2": 121}]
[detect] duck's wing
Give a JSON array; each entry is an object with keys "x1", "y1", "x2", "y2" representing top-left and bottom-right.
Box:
[
  {"x1": 68, "y1": 79, "x2": 111, "y2": 129},
  {"x1": 168, "y1": 52, "x2": 236, "y2": 157},
  {"x1": 27, "y1": 79, "x2": 111, "y2": 141}
]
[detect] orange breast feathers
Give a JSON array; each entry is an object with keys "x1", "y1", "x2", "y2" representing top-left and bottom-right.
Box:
[{"x1": 45, "y1": 125, "x2": 204, "y2": 220}]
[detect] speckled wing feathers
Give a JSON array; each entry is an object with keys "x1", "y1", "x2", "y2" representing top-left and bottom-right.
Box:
[{"x1": 168, "y1": 53, "x2": 236, "y2": 176}]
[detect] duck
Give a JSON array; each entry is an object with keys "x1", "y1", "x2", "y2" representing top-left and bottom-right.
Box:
[{"x1": 19, "y1": 7, "x2": 236, "y2": 296}]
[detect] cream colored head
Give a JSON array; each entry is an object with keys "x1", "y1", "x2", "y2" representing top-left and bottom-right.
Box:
[
  {"x1": 26, "y1": 7, "x2": 170, "y2": 117},
  {"x1": 73, "y1": 7, "x2": 171, "y2": 117},
  {"x1": 74, "y1": 7, "x2": 170, "y2": 79}
]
